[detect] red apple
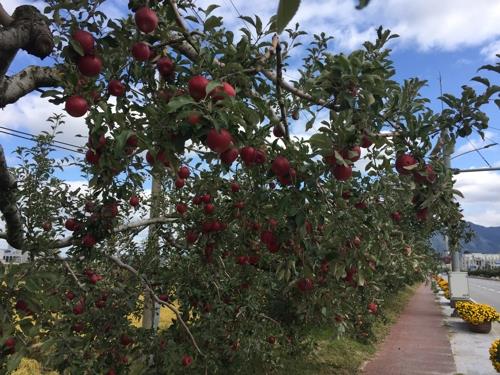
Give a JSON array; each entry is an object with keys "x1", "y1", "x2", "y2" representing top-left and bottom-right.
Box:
[
  {"x1": 271, "y1": 156, "x2": 290, "y2": 176},
  {"x1": 129, "y1": 195, "x2": 140, "y2": 207},
  {"x1": 361, "y1": 134, "x2": 373, "y2": 148},
  {"x1": 178, "y1": 166, "x2": 190, "y2": 179},
  {"x1": 176, "y1": 203, "x2": 187, "y2": 214},
  {"x1": 131, "y1": 42, "x2": 151, "y2": 61},
  {"x1": 175, "y1": 177, "x2": 185, "y2": 189},
  {"x1": 85, "y1": 149, "x2": 100, "y2": 165},
  {"x1": 77, "y1": 55, "x2": 102, "y2": 77},
  {"x1": 368, "y1": 302, "x2": 378, "y2": 314},
  {"x1": 126, "y1": 134, "x2": 138, "y2": 148},
  {"x1": 413, "y1": 164, "x2": 437, "y2": 184},
  {"x1": 181, "y1": 354, "x2": 193, "y2": 367},
  {"x1": 395, "y1": 153, "x2": 418, "y2": 175},
  {"x1": 72, "y1": 30, "x2": 94, "y2": 54},
  {"x1": 186, "y1": 230, "x2": 199, "y2": 244},
  {"x1": 273, "y1": 124, "x2": 285, "y2": 137},
  {"x1": 108, "y1": 79, "x2": 126, "y2": 97},
  {"x1": 187, "y1": 113, "x2": 201, "y2": 125},
  {"x1": 254, "y1": 149, "x2": 267, "y2": 164},
  {"x1": 157, "y1": 57, "x2": 175, "y2": 76},
  {"x1": 204, "y1": 203, "x2": 215, "y2": 215},
  {"x1": 135, "y1": 7, "x2": 158, "y2": 33},
  {"x1": 73, "y1": 301, "x2": 85, "y2": 315},
  {"x1": 65, "y1": 95, "x2": 88, "y2": 117},
  {"x1": 42, "y1": 221, "x2": 52, "y2": 231},
  {"x1": 206, "y1": 128, "x2": 232, "y2": 153},
  {"x1": 201, "y1": 194, "x2": 211, "y2": 204},
  {"x1": 120, "y1": 334, "x2": 134, "y2": 346},
  {"x1": 188, "y1": 75, "x2": 209, "y2": 101},
  {"x1": 341, "y1": 146, "x2": 361, "y2": 162},
  {"x1": 230, "y1": 181, "x2": 240, "y2": 192},
  {"x1": 416, "y1": 207, "x2": 428, "y2": 221},
  {"x1": 65, "y1": 218, "x2": 79, "y2": 231},
  {"x1": 297, "y1": 277, "x2": 314, "y2": 292},
  {"x1": 240, "y1": 146, "x2": 256, "y2": 166},
  {"x1": 4, "y1": 337, "x2": 15, "y2": 353},
  {"x1": 332, "y1": 164, "x2": 352, "y2": 181},
  {"x1": 220, "y1": 147, "x2": 239, "y2": 165},
  {"x1": 391, "y1": 211, "x2": 402, "y2": 222},
  {"x1": 82, "y1": 233, "x2": 96, "y2": 247},
  {"x1": 210, "y1": 82, "x2": 236, "y2": 101}
]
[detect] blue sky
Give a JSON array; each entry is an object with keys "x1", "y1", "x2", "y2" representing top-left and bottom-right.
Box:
[{"x1": 1, "y1": 0, "x2": 500, "y2": 226}]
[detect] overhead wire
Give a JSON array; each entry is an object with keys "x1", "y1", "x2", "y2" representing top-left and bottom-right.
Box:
[{"x1": 0, "y1": 128, "x2": 85, "y2": 154}]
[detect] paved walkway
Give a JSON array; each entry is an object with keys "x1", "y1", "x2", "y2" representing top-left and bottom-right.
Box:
[{"x1": 362, "y1": 284, "x2": 456, "y2": 375}]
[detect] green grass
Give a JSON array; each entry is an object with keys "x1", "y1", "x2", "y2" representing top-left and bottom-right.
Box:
[{"x1": 277, "y1": 284, "x2": 419, "y2": 375}]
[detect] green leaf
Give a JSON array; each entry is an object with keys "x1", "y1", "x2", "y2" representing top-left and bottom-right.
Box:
[
  {"x1": 276, "y1": 0, "x2": 301, "y2": 34},
  {"x1": 165, "y1": 96, "x2": 195, "y2": 113},
  {"x1": 471, "y1": 76, "x2": 490, "y2": 87},
  {"x1": 69, "y1": 39, "x2": 84, "y2": 56},
  {"x1": 204, "y1": 16, "x2": 222, "y2": 31},
  {"x1": 40, "y1": 90, "x2": 61, "y2": 98},
  {"x1": 205, "y1": 4, "x2": 220, "y2": 15},
  {"x1": 356, "y1": 0, "x2": 371, "y2": 9}
]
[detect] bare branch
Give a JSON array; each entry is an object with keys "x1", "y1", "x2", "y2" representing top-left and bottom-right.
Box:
[
  {"x1": 274, "y1": 38, "x2": 289, "y2": 140},
  {"x1": 0, "y1": 216, "x2": 179, "y2": 250},
  {"x1": 63, "y1": 260, "x2": 87, "y2": 290},
  {"x1": 0, "y1": 3, "x2": 13, "y2": 27},
  {"x1": 0, "y1": 145, "x2": 24, "y2": 249},
  {"x1": 108, "y1": 254, "x2": 205, "y2": 356},
  {"x1": 0, "y1": 66, "x2": 62, "y2": 108}
]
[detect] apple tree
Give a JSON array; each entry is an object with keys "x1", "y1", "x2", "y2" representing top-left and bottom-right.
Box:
[{"x1": 0, "y1": 0, "x2": 499, "y2": 373}]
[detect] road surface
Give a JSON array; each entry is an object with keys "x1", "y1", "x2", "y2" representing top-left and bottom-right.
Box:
[{"x1": 468, "y1": 277, "x2": 500, "y2": 310}]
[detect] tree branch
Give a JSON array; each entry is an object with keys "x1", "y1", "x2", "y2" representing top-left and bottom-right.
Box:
[
  {"x1": 108, "y1": 254, "x2": 205, "y2": 356},
  {"x1": 0, "y1": 145, "x2": 24, "y2": 249},
  {"x1": 274, "y1": 38, "x2": 289, "y2": 140},
  {"x1": 0, "y1": 216, "x2": 179, "y2": 250},
  {"x1": 0, "y1": 3, "x2": 13, "y2": 27},
  {"x1": 0, "y1": 65, "x2": 62, "y2": 108}
]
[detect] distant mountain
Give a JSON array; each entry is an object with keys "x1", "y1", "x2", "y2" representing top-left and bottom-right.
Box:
[{"x1": 431, "y1": 222, "x2": 500, "y2": 254}]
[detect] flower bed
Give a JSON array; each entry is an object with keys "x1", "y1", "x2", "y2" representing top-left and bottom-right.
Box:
[
  {"x1": 489, "y1": 339, "x2": 500, "y2": 373},
  {"x1": 455, "y1": 301, "x2": 500, "y2": 326},
  {"x1": 433, "y1": 275, "x2": 450, "y2": 299}
]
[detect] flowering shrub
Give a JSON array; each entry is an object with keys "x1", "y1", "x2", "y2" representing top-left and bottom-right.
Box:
[
  {"x1": 455, "y1": 301, "x2": 500, "y2": 325},
  {"x1": 433, "y1": 276, "x2": 450, "y2": 299},
  {"x1": 490, "y1": 339, "x2": 500, "y2": 373}
]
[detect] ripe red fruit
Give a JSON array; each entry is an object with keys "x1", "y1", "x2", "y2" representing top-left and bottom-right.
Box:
[
  {"x1": 65, "y1": 291, "x2": 75, "y2": 301},
  {"x1": 65, "y1": 218, "x2": 79, "y2": 231},
  {"x1": 354, "y1": 201, "x2": 367, "y2": 210},
  {"x1": 391, "y1": 211, "x2": 402, "y2": 222},
  {"x1": 271, "y1": 156, "x2": 290, "y2": 176},
  {"x1": 201, "y1": 194, "x2": 211, "y2": 204},
  {"x1": 341, "y1": 146, "x2": 361, "y2": 162},
  {"x1": 4, "y1": 337, "x2": 15, "y2": 352},
  {"x1": 206, "y1": 128, "x2": 233, "y2": 153},
  {"x1": 186, "y1": 230, "x2": 198, "y2": 244},
  {"x1": 254, "y1": 149, "x2": 267, "y2": 164},
  {"x1": 416, "y1": 207, "x2": 428, "y2": 221},
  {"x1": 342, "y1": 191, "x2": 351, "y2": 200},
  {"x1": 240, "y1": 146, "x2": 256, "y2": 165},
  {"x1": 15, "y1": 299, "x2": 29, "y2": 312},
  {"x1": 395, "y1": 153, "x2": 418, "y2": 175},
  {"x1": 210, "y1": 82, "x2": 236, "y2": 101},
  {"x1": 236, "y1": 255, "x2": 249, "y2": 265},
  {"x1": 204, "y1": 203, "x2": 215, "y2": 215},
  {"x1": 368, "y1": 302, "x2": 378, "y2": 314},
  {"x1": 108, "y1": 79, "x2": 126, "y2": 97},
  {"x1": 159, "y1": 294, "x2": 169, "y2": 302},
  {"x1": 176, "y1": 203, "x2": 187, "y2": 214},
  {"x1": 157, "y1": 57, "x2": 175, "y2": 76},
  {"x1": 230, "y1": 181, "x2": 240, "y2": 192},
  {"x1": 42, "y1": 221, "x2": 52, "y2": 231},
  {"x1": 72, "y1": 30, "x2": 94, "y2": 54},
  {"x1": 267, "y1": 336, "x2": 277, "y2": 344},
  {"x1": 72, "y1": 322, "x2": 84, "y2": 332},
  {"x1": 73, "y1": 301, "x2": 85, "y2": 315},
  {"x1": 77, "y1": 55, "x2": 102, "y2": 77},
  {"x1": 85, "y1": 149, "x2": 100, "y2": 165},
  {"x1": 413, "y1": 164, "x2": 437, "y2": 184},
  {"x1": 106, "y1": 369, "x2": 116, "y2": 375},
  {"x1": 220, "y1": 147, "x2": 239, "y2": 165},
  {"x1": 188, "y1": 75, "x2": 209, "y2": 101},
  {"x1": 146, "y1": 150, "x2": 170, "y2": 167},
  {"x1": 361, "y1": 134, "x2": 373, "y2": 148},
  {"x1": 102, "y1": 202, "x2": 119, "y2": 218},
  {"x1": 178, "y1": 166, "x2": 190, "y2": 179},
  {"x1": 129, "y1": 195, "x2": 140, "y2": 207},
  {"x1": 187, "y1": 113, "x2": 201, "y2": 125},
  {"x1": 273, "y1": 124, "x2": 285, "y2": 137},
  {"x1": 174, "y1": 178, "x2": 184, "y2": 189},
  {"x1": 88, "y1": 273, "x2": 102, "y2": 284},
  {"x1": 135, "y1": 7, "x2": 158, "y2": 33},
  {"x1": 332, "y1": 164, "x2": 352, "y2": 181},
  {"x1": 278, "y1": 168, "x2": 296, "y2": 186},
  {"x1": 297, "y1": 277, "x2": 314, "y2": 292},
  {"x1": 82, "y1": 233, "x2": 96, "y2": 247},
  {"x1": 65, "y1": 95, "x2": 88, "y2": 117},
  {"x1": 120, "y1": 334, "x2": 134, "y2": 346},
  {"x1": 131, "y1": 42, "x2": 151, "y2": 61},
  {"x1": 182, "y1": 354, "x2": 193, "y2": 367},
  {"x1": 126, "y1": 134, "x2": 138, "y2": 148},
  {"x1": 192, "y1": 196, "x2": 202, "y2": 205},
  {"x1": 352, "y1": 236, "x2": 362, "y2": 248}
]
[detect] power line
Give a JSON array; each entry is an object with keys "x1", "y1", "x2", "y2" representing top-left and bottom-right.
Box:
[
  {"x1": 0, "y1": 126, "x2": 83, "y2": 150},
  {"x1": 466, "y1": 138, "x2": 492, "y2": 167},
  {"x1": 0, "y1": 130, "x2": 84, "y2": 154}
]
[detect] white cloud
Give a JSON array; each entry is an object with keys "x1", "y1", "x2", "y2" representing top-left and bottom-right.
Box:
[
  {"x1": 455, "y1": 170, "x2": 500, "y2": 226},
  {"x1": 480, "y1": 40, "x2": 500, "y2": 62}
]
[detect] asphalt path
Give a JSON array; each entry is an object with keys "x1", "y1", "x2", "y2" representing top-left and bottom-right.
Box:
[{"x1": 468, "y1": 277, "x2": 500, "y2": 310}]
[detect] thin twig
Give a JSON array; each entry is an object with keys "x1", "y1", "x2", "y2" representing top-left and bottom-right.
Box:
[
  {"x1": 108, "y1": 254, "x2": 205, "y2": 356},
  {"x1": 275, "y1": 38, "x2": 289, "y2": 140},
  {"x1": 63, "y1": 260, "x2": 86, "y2": 290},
  {"x1": 168, "y1": 0, "x2": 199, "y2": 54}
]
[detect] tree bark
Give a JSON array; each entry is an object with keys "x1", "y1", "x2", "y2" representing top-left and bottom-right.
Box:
[{"x1": 0, "y1": 145, "x2": 24, "y2": 249}]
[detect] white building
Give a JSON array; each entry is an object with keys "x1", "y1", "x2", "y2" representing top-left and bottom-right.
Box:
[
  {"x1": 0, "y1": 245, "x2": 28, "y2": 264},
  {"x1": 461, "y1": 253, "x2": 500, "y2": 271}
]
